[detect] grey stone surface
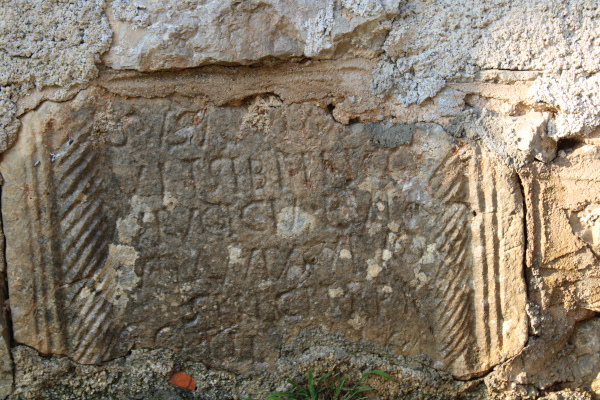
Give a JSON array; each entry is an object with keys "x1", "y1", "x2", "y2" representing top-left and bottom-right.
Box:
[
  {"x1": 3, "y1": 2, "x2": 600, "y2": 398},
  {"x1": 10, "y1": 330, "x2": 485, "y2": 400},
  {"x1": 373, "y1": 0, "x2": 600, "y2": 139},
  {"x1": 1, "y1": 86, "x2": 526, "y2": 380},
  {"x1": 364, "y1": 121, "x2": 414, "y2": 148},
  {"x1": 0, "y1": 0, "x2": 111, "y2": 154},
  {"x1": 448, "y1": 109, "x2": 557, "y2": 167},
  {"x1": 103, "y1": 0, "x2": 401, "y2": 70}
]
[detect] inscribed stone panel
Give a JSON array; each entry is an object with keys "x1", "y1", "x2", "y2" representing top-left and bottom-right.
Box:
[{"x1": 0, "y1": 87, "x2": 527, "y2": 378}]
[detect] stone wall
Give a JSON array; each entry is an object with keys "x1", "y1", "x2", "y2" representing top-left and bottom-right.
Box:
[{"x1": 1, "y1": 1, "x2": 600, "y2": 399}]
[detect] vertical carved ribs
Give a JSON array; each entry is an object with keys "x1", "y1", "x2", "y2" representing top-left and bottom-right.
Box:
[
  {"x1": 469, "y1": 147, "x2": 507, "y2": 364},
  {"x1": 23, "y1": 131, "x2": 63, "y2": 353}
]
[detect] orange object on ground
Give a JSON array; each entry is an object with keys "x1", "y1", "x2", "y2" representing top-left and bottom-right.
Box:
[{"x1": 168, "y1": 371, "x2": 196, "y2": 390}]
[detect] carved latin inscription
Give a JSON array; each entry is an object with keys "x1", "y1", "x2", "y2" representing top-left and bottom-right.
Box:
[{"x1": 0, "y1": 88, "x2": 527, "y2": 378}]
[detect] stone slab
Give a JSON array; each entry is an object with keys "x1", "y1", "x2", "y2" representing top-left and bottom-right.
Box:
[
  {"x1": 485, "y1": 146, "x2": 600, "y2": 393},
  {"x1": 0, "y1": 87, "x2": 527, "y2": 378},
  {"x1": 103, "y1": 0, "x2": 401, "y2": 70},
  {"x1": 521, "y1": 144, "x2": 600, "y2": 316}
]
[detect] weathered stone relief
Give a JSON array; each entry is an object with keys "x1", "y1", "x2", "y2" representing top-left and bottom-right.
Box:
[
  {"x1": 483, "y1": 143, "x2": 600, "y2": 398},
  {"x1": 0, "y1": 86, "x2": 527, "y2": 381},
  {"x1": 1, "y1": 1, "x2": 600, "y2": 399},
  {"x1": 103, "y1": 0, "x2": 401, "y2": 69}
]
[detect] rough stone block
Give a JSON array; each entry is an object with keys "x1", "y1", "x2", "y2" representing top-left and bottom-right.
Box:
[
  {"x1": 103, "y1": 0, "x2": 401, "y2": 70},
  {"x1": 521, "y1": 144, "x2": 600, "y2": 316},
  {"x1": 1, "y1": 86, "x2": 527, "y2": 379}
]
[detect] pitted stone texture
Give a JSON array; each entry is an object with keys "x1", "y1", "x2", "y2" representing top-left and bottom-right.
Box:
[
  {"x1": 103, "y1": 0, "x2": 400, "y2": 71},
  {"x1": 0, "y1": 0, "x2": 111, "y2": 154},
  {"x1": 374, "y1": 0, "x2": 600, "y2": 139},
  {"x1": 376, "y1": 0, "x2": 600, "y2": 100},
  {"x1": 10, "y1": 334, "x2": 483, "y2": 400},
  {"x1": 448, "y1": 109, "x2": 556, "y2": 167},
  {"x1": 528, "y1": 70, "x2": 600, "y2": 139},
  {"x1": 1, "y1": 87, "x2": 526, "y2": 379}
]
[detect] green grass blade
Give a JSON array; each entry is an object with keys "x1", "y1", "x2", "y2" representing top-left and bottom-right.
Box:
[
  {"x1": 287, "y1": 380, "x2": 308, "y2": 396},
  {"x1": 353, "y1": 385, "x2": 373, "y2": 392},
  {"x1": 357, "y1": 370, "x2": 396, "y2": 385},
  {"x1": 333, "y1": 377, "x2": 346, "y2": 398},
  {"x1": 356, "y1": 372, "x2": 370, "y2": 385},
  {"x1": 367, "y1": 370, "x2": 397, "y2": 382},
  {"x1": 316, "y1": 370, "x2": 333, "y2": 388},
  {"x1": 252, "y1": 369, "x2": 394, "y2": 400},
  {"x1": 307, "y1": 370, "x2": 316, "y2": 399},
  {"x1": 348, "y1": 385, "x2": 373, "y2": 399}
]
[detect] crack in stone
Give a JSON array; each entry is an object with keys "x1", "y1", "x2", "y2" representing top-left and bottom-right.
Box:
[
  {"x1": 0, "y1": 172, "x2": 14, "y2": 395},
  {"x1": 516, "y1": 171, "x2": 531, "y2": 350}
]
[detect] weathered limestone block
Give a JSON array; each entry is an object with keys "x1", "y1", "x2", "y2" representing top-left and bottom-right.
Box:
[
  {"x1": 487, "y1": 143, "x2": 600, "y2": 395},
  {"x1": 103, "y1": 0, "x2": 401, "y2": 71},
  {"x1": 1, "y1": 86, "x2": 526, "y2": 379},
  {"x1": 521, "y1": 144, "x2": 600, "y2": 318}
]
